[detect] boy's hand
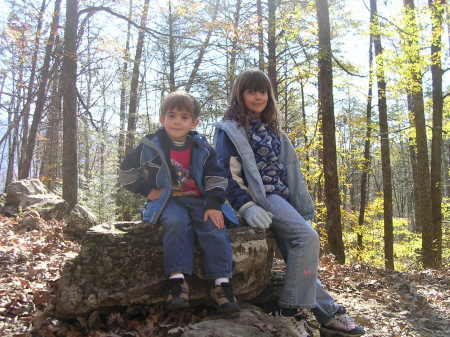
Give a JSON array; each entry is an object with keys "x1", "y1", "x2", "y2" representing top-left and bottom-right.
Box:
[
  {"x1": 147, "y1": 189, "x2": 163, "y2": 200},
  {"x1": 204, "y1": 209, "x2": 224, "y2": 229}
]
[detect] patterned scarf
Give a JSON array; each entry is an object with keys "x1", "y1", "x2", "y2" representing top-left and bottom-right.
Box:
[{"x1": 248, "y1": 120, "x2": 289, "y2": 198}]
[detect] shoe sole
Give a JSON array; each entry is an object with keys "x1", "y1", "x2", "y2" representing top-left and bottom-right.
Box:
[
  {"x1": 215, "y1": 303, "x2": 241, "y2": 314},
  {"x1": 320, "y1": 326, "x2": 364, "y2": 337},
  {"x1": 209, "y1": 310, "x2": 240, "y2": 319},
  {"x1": 166, "y1": 300, "x2": 190, "y2": 311}
]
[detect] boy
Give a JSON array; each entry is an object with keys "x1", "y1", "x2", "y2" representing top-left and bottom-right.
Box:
[{"x1": 119, "y1": 91, "x2": 240, "y2": 315}]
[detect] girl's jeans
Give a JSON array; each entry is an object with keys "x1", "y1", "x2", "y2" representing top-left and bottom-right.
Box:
[
  {"x1": 159, "y1": 196, "x2": 233, "y2": 279},
  {"x1": 266, "y1": 194, "x2": 340, "y2": 324}
]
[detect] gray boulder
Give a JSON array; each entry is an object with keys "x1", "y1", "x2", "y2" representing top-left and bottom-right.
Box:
[
  {"x1": 54, "y1": 222, "x2": 274, "y2": 318},
  {"x1": 3, "y1": 179, "x2": 65, "y2": 217},
  {"x1": 63, "y1": 204, "x2": 97, "y2": 238},
  {"x1": 179, "y1": 304, "x2": 307, "y2": 337},
  {"x1": 2, "y1": 179, "x2": 97, "y2": 235},
  {"x1": 5, "y1": 179, "x2": 49, "y2": 205}
]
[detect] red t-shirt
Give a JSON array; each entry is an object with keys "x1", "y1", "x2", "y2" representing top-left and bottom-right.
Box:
[{"x1": 170, "y1": 144, "x2": 201, "y2": 197}]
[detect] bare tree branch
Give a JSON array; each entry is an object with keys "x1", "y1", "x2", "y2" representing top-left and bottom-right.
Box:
[
  {"x1": 361, "y1": 0, "x2": 410, "y2": 36},
  {"x1": 332, "y1": 54, "x2": 366, "y2": 77},
  {"x1": 76, "y1": 89, "x2": 99, "y2": 132},
  {"x1": 78, "y1": 6, "x2": 202, "y2": 42}
]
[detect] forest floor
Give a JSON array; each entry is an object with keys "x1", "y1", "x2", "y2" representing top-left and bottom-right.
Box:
[{"x1": 0, "y1": 215, "x2": 449, "y2": 337}]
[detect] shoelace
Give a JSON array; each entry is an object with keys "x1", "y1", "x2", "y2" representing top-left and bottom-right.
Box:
[{"x1": 334, "y1": 313, "x2": 357, "y2": 330}]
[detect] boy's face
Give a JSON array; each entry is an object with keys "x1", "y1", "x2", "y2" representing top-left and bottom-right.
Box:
[{"x1": 160, "y1": 107, "x2": 198, "y2": 142}]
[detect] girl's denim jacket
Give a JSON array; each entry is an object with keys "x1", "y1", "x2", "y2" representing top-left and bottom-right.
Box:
[
  {"x1": 120, "y1": 128, "x2": 238, "y2": 225},
  {"x1": 214, "y1": 120, "x2": 315, "y2": 221}
]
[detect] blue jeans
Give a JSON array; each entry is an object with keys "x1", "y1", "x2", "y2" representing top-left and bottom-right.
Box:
[
  {"x1": 266, "y1": 194, "x2": 339, "y2": 324},
  {"x1": 159, "y1": 196, "x2": 233, "y2": 279}
]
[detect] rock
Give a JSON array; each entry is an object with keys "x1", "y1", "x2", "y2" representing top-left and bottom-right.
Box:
[
  {"x1": 5, "y1": 179, "x2": 49, "y2": 207},
  {"x1": 3, "y1": 179, "x2": 66, "y2": 217},
  {"x1": 181, "y1": 304, "x2": 300, "y2": 337},
  {"x1": 2, "y1": 179, "x2": 97, "y2": 237},
  {"x1": 54, "y1": 222, "x2": 274, "y2": 318},
  {"x1": 18, "y1": 210, "x2": 41, "y2": 231},
  {"x1": 63, "y1": 204, "x2": 97, "y2": 238},
  {"x1": 0, "y1": 193, "x2": 5, "y2": 209}
]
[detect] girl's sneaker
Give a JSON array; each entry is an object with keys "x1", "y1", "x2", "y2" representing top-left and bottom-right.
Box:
[{"x1": 321, "y1": 307, "x2": 365, "y2": 336}]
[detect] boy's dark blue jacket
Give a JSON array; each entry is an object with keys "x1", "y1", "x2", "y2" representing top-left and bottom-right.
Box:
[{"x1": 119, "y1": 128, "x2": 237, "y2": 224}]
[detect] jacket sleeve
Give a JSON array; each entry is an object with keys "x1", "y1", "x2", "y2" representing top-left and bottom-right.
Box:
[
  {"x1": 119, "y1": 143, "x2": 156, "y2": 197},
  {"x1": 203, "y1": 145, "x2": 227, "y2": 210},
  {"x1": 214, "y1": 129, "x2": 254, "y2": 212}
]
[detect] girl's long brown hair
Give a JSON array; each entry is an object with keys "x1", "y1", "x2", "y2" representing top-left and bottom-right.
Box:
[{"x1": 225, "y1": 69, "x2": 280, "y2": 132}]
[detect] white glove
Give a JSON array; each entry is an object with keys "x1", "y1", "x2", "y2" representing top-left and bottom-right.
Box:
[{"x1": 241, "y1": 204, "x2": 273, "y2": 229}]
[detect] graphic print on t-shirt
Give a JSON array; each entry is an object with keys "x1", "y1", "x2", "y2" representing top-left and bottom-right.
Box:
[{"x1": 170, "y1": 145, "x2": 200, "y2": 197}]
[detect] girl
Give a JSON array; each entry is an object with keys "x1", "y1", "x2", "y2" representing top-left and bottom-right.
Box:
[{"x1": 215, "y1": 70, "x2": 365, "y2": 337}]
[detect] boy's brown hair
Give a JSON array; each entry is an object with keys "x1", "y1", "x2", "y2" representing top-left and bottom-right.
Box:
[{"x1": 161, "y1": 91, "x2": 201, "y2": 119}]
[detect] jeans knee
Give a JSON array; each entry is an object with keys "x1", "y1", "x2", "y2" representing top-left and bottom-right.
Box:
[
  {"x1": 291, "y1": 226, "x2": 319, "y2": 252},
  {"x1": 306, "y1": 227, "x2": 320, "y2": 250}
]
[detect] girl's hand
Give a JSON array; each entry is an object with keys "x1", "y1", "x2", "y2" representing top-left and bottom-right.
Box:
[
  {"x1": 204, "y1": 209, "x2": 224, "y2": 229},
  {"x1": 147, "y1": 189, "x2": 163, "y2": 200},
  {"x1": 241, "y1": 204, "x2": 272, "y2": 229}
]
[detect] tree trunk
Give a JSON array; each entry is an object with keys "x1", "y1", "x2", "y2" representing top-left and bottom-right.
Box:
[
  {"x1": 315, "y1": 0, "x2": 345, "y2": 264},
  {"x1": 403, "y1": 0, "x2": 433, "y2": 268},
  {"x1": 408, "y1": 137, "x2": 420, "y2": 232},
  {"x1": 18, "y1": 0, "x2": 47, "y2": 178},
  {"x1": 267, "y1": 0, "x2": 277, "y2": 99},
  {"x1": 116, "y1": 0, "x2": 133, "y2": 216},
  {"x1": 118, "y1": 0, "x2": 133, "y2": 165},
  {"x1": 81, "y1": 118, "x2": 91, "y2": 182},
  {"x1": 168, "y1": 0, "x2": 176, "y2": 92},
  {"x1": 62, "y1": 0, "x2": 79, "y2": 209},
  {"x1": 371, "y1": 0, "x2": 394, "y2": 270},
  {"x1": 20, "y1": 0, "x2": 62, "y2": 179},
  {"x1": 82, "y1": 19, "x2": 93, "y2": 184},
  {"x1": 445, "y1": 142, "x2": 450, "y2": 197},
  {"x1": 447, "y1": 4, "x2": 450, "y2": 59},
  {"x1": 125, "y1": 0, "x2": 150, "y2": 154},
  {"x1": 357, "y1": 35, "x2": 374, "y2": 250},
  {"x1": 40, "y1": 50, "x2": 63, "y2": 191},
  {"x1": 6, "y1": 101, "x2": 20, "y2": 189},
  {"x1": 429, "y1": 0, "x2": 444, "y2": 268},
  {"x1": 300, "y1": 80, "x2": 310, "y2": 176},
  {"x1": 6, "y1": 46, "x2": 25, "y2": 189},
  {"x1": 256, "y1": 0, "x2": 265, "y2": 71}
]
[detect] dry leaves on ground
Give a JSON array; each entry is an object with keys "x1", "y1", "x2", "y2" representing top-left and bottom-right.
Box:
[{"x1": 1, "y1": 215, "x2": 449, "y2": 337}]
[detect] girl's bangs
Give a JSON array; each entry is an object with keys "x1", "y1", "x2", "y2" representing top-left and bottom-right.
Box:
[{"x1": 241, "y1": 71, "x2": 271, "y2": 93}]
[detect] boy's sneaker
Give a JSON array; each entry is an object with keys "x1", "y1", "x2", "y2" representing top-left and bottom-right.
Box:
[
  {"x1": 321, "y1": 307, "x2": 365, "y2": 336},
  {"x1": 278, "y1": 310, "x2": 312, "y2": 337},
  {"x1": 210, "y1": 282, "x2": 240, "y2": 314},
  {"x1": 166, "y1": 278, "x2": 190, "y2": 311}
]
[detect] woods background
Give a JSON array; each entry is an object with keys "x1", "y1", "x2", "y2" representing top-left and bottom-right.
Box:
[{"x1": 0, "y1": 0, "x2": 448, "y2": 271}]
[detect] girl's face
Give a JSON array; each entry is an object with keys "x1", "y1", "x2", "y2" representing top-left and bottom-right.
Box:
[{"x1": 242, "y1": 88, "x2": 268, "y2": 118}]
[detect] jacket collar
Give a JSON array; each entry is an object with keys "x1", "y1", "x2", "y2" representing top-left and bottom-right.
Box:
[{"x1": 145, "y1": 128, "x2": 207, "y2": 148}]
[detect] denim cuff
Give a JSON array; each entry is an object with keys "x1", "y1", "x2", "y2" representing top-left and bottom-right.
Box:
[
  {"x1": 203, "y1": 272, "x2": 233, "y2": 280},
  {"x1": 165, "y1": 267, "x2": 193, "y2": 277}
]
